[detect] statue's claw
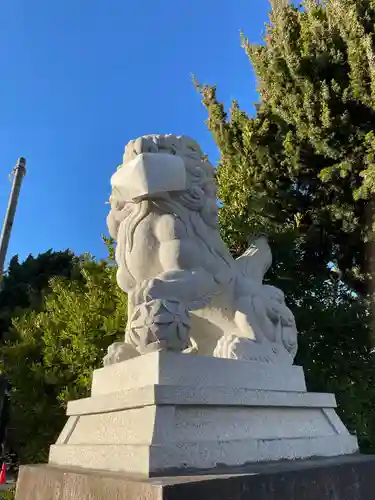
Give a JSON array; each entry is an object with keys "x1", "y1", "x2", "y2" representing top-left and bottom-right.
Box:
[{"x1": 103, "y1": 342, "x2": 139, "y2": 366}]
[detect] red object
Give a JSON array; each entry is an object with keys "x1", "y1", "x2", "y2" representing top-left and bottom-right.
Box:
[{"x1": 0, "y1": 463, "x2": 6, "y2": 484}]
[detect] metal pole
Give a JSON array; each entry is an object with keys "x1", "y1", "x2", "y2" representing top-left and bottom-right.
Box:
[{"x1": 0, "y1": 157, "x2": 26, "y2": 281}]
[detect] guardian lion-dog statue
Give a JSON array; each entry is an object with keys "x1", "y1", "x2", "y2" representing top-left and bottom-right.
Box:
[{"x1": 105, "y1": 134, "x2": 297, "y2": 365}]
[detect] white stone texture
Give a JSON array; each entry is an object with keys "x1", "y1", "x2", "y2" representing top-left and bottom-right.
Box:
[
  {"x1": 50, "y1": 436, "x2": 359, "y2": 477},
  {"x1": 110, "y1": 152, "x2": 186, "y2": 201},
  {"x1": 67, "y1": 385, "x2": 335, "y2": 416},
  {"x1": 48, "y1": 135, "x2": 359, "y2": 477},
  {"x1": 105, "y1": 134, "x2": 298, "y2": 365},
  {"x1": 49, "y1": 353, "x2": 359, "y2": 476},
  {"x1": 92, "y1": 352, "x2": 306, "y2": 396}
]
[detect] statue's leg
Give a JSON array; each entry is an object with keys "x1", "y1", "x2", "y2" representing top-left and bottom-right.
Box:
[
  {"x1": 213, "y1": 334, "x2": 279, "y2": 363},
  {"x1": 102, "y1": 341, "x2": 139, "y2": 366},
  {"x1": 213, "y1": 295, "x2": 276, "y2": 362},
  {"x1": 189, "y1": 312, "x2": 225, "y2": 357},
  {"x1": 234, "y1": 295, "x2": 276, "y2": 343},
  {"x1": 103, "y1": 291, "x2": 197, "y2": 365},
  {"x1": 126, "y1": 295, "x2": 192, "y2": 354},
  {"x1": 123, "y1": 268, "x2": 217, "y2": 354},
  {"x1": 103, "y1": 273, "x2": 201, "y2": 363}
]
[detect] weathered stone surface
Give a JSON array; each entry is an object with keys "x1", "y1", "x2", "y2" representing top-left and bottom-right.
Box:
[
  {"x1": 49, "y1": 435, "x2": 358, "y2": 477},
  {"x1": 91, "y1": 351, "x2": 307, "y2": 396},
  {"x1": 67, "y1": 384, "x2": 336, "y2": 416},
  {"x1": 49, "y1": 352, "x2": 358, "y2": 477},
  {"x1": 105, "y1": 134, "x2": 298, "y2": 364},
  {"x1": 44, "y1": 137, "x2": 358, "y2": 478},
  {"x1": 15, "y1": 455, "x2": 375, "y2": 500}
]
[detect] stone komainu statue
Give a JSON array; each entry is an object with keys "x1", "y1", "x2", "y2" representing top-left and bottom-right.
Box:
[{"x1": 105, "y1": 134, "x2": 297, "y2": 365}]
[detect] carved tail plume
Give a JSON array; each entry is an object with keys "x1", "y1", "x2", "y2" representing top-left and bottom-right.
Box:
[{"x1": 235, "y1": 234, "x2": 272, "y2": 284}]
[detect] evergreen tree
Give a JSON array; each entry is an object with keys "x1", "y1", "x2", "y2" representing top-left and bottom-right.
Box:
[
  {"x1": 196, "y1": 0, "x2": 375, "y2": 450},
  {"x1": 0, "y1": 250, "x2": 78, "y2": 340},
  {"x1": 0, "y1": 249, "x2": 79, "y2": 465},
  {"x1": 198, "y1": 0, "x2": 375, "y2": 295},
  {"x1": 0, "y1": 246, "x2": 127, "y2": 464}
]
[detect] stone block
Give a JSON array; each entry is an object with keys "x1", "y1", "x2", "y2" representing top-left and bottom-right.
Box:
[
  {"x1": 48, "y1": 352, "x2": 359, "y2": 477},
  {"x1": 91, "y1": 351, "x2": 307, "y2": 395},
  {"x1": 67, "y1": 385, "x2": 337, "y2": 416},
  {"x1": 15, "y1": 456, "x2": 375, "y2": 500}
]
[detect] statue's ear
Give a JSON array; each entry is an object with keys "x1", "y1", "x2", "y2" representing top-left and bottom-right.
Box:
[{"x1": 111, "y1": 153, "x2": 186, "y2": 202}]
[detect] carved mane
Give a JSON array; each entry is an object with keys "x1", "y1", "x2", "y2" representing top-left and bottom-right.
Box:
[{"x1": 108, "y1": 134, "x2": 233, "y2": 268}]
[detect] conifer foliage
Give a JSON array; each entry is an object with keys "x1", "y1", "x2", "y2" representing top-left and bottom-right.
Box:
[
  {"x1": 198, "y1": 0, "x2": 375, "y2": 295},
  {"x1": 197, "y1": 0, "x2": 375, "y2": 450},
  {"x1": 0, "y1": 242, "x2": 127, "y2": 464}
]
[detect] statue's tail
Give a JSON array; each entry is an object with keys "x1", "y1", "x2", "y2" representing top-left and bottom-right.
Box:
[{"x1": 234, "y1": 234, "x2": 272, "y2": 284}]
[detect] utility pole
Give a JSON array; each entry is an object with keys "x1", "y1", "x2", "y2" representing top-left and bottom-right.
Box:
[
  {"x1": 0, "y1": 158, "x2": 26, "y2": 466},
  {"x1": 0, "y1": 157, "x2": 26, "y2": 282}
]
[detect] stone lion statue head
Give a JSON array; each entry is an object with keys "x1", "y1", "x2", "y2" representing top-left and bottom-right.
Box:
[{"x1": 108, "y1": 134, "x2": 219, "y2": 242}]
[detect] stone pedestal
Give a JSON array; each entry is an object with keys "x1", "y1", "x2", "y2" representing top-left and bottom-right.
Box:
[
  {"x1": 48, "y1": 352, "x2": 358, "y2": 477},
  {"x1": 15, "y1": 455, "x2": 375, "y2": 500}
]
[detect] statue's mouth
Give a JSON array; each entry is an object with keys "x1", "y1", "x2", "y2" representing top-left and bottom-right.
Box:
[{"x1": 111, "y1": 153, "x2": 187, "y2": 202}]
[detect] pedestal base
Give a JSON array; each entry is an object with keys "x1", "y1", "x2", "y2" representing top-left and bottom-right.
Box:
[
  {"x1": 49, "y1": 352, "x2": 358, "y2": 476},
  {"x1": 15, "y1": 456, "x2": 375, "y2": 500}
]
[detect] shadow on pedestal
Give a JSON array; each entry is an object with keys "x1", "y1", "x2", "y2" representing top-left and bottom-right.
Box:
[{"x1": 15, "y1": 455, "x2": 375, "y2": 500}]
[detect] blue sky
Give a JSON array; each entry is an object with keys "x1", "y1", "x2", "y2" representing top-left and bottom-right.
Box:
[{"x1": 0, "y1": 0, "x2": 270, "y2": 264}]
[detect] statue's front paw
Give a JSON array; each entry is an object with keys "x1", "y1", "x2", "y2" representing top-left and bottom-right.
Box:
[
  {"x1": 103, "y1": 342, "x2": 139, "y2": 366},
  {"x1": 214, "y1": 334, "x2": 292, "y2": 364}
]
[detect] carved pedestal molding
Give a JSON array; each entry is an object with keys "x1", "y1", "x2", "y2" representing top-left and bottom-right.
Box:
[{"x1": 49, "y1": 352, "x2": 358, "y2": 477}]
